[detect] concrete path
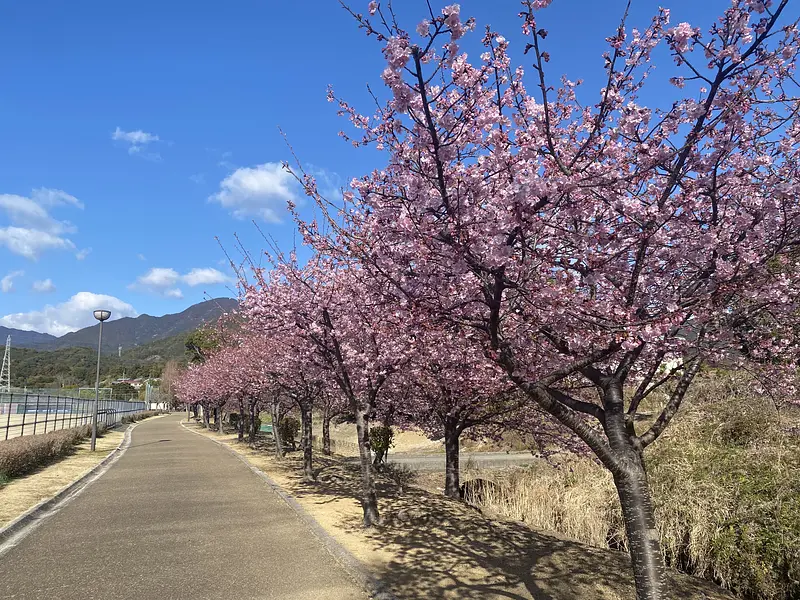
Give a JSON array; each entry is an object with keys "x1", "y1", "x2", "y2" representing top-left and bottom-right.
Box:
[{"x1": 0, "y1": 415, "x2": 367, "y2": 600}]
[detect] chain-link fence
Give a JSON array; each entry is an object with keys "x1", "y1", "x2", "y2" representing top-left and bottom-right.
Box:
[{"x1": 0, "y1": 393, "x2": 147, "y2": 440}]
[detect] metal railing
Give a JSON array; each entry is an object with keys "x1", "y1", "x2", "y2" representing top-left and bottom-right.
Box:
[
  {"x1": 3, "y1": 387, "x2": 140, "y2": 401},
  {"x1": 0, "y1": 394, "x2": 147, "y2": 441}
]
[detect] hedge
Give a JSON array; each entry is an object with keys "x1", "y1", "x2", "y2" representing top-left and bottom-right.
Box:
[{"x1": 0, "y1": 423, "x2": 108, "y2": 482}]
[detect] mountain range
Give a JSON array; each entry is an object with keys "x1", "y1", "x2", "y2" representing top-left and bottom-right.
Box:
[{"x1": 0, "y1": 298, "x2": 238, "y2": 354}]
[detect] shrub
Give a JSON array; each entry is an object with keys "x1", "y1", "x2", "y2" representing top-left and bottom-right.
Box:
[
  {"x1": 0, "y1": 424, "x2": 107, "y2": 481},
  {"x1": 279, "y1": 417, "x2": 300, "y2": 449},
  {"x1": 229, "y1": 412, "x2": 241, "y2": 429},
  {"x1": 380, "y1": 462, "x2": 417, "y2": 493},
  {"x1": 369, "y1": 425, "x2": 394, "y2": 465},
  {"x1": 120, "y1": 410, "x2": 163, "y2": 425}
]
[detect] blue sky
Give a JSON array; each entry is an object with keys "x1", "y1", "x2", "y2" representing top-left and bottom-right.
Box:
[{"x1": 0, "y1": 0, "x2": 732, "y2": 335}]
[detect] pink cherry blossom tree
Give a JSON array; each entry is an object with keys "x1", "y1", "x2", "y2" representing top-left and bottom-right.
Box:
[
  {"x1": 300, "y1": 1, "x2": 800, "y2": 597},
  {"x1": 242, "y1": 254, "x2": 411, "y2": 525},
  {"x1": 387, "y1": 319, "x2": 521, "y2": 498},
  {"x1": 316, "y1": 378, "x2": 349, "y2": 456},
  {"x1": 266, "y1": 330, "x2": 324, "y2": 481}
]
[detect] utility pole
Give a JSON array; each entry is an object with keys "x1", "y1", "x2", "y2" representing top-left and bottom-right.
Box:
[{"x1": 0, "y1": 336, "x2": 11, "y2": 393}]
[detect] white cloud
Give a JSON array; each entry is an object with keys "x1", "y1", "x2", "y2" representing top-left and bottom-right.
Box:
[
  {"x1": 30, "y1": 188, "x2": 84, "y2": 209},
  {"x1": 76, "y1": 247, "x2": 92, "y2": 261},
  {"x1": 112, "y1": 127, "x2": 161, "y2": 160},
  {"x1": 183, "y1": 267, "x2": 230, "y2": 286},
  {"x1": 0, "y1": 227, "x2": 76, "y2": 260},
  {"x1": 32, "y1": 279, "x2": 56, "y2": 293},
  {"x1": 0, "y1": 188, "x2": 83, "y2": 259},
  {"x1": 0, "y1": 292, "x2": 138, "y2": 336},
  {"x1": 210, "y1": 162, "x2": 300, "y2": 222},
  {"x1": 136, "y1": 267, "x2": 180, "y2": 289},
  {"x1": 112, "y1": 128, "x2": 159, "y2": 145},
  {"x1": 131, "y1": 266, "x2": 231, "y2": 297},
  {"x1": 1, "y1": 270, "x2": 24, "y2": 293}
]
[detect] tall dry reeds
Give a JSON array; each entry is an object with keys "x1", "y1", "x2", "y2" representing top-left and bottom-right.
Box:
[
  {"x1": 462, "y1": 458, "x2": 622, "y2": 549},
  {"x1": 460, "y1": 371, "x2": 800, "y2": 600}
]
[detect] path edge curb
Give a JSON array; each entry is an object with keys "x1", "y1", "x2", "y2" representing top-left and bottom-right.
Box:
[
  {"x1": 0, "y1": 422, "x2": 138, "y2": 553},
  {"x1": 180, "y1": 420, "x2": 398, "y2": 600}
]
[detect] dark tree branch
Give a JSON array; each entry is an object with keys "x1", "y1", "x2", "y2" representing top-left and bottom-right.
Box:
[
  {"x1": 545, "y1": 386, "x2": 605, "y2": 424},
  {"x1": 639, "y1": 358, "x2": 702, "y2": 447}
]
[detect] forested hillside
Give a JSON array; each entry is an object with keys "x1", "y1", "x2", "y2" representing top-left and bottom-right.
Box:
[
  {"x1": 2, "y1": 298, "x2": 236, "y2": 354},
  {"x1": 8, "y1": 331, "x2": 191, "y2": 389}
]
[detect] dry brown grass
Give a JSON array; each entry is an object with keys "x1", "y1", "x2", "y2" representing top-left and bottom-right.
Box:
[
  {"x1": 312, "y1": 419, "x2": 441, "y2": 456},
  {"x1": 444, "y1": 373, "x2": 800, "y2": 600},
  {"x1": 188, "y1": 421, "x2": 731, "y2": 600},
  {"x1": 456, "y1": 459, "x2": 623, "y2": 549},
  {"x1": 0, "y1": 430, "x2": 124, "y2": 528}
]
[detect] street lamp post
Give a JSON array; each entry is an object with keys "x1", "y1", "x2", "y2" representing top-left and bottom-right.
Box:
[{"x1": 90, "y1": 309, "x2": 111, "y2": 451}]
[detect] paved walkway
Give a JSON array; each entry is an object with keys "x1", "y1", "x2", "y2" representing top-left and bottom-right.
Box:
[{"x1": 0, "y1": 415, "x2": 367, "y2": 600}]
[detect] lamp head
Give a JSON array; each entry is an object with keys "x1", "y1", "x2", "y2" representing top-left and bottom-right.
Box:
[{"x1": 93, "y1": 309, "x2": 112, "y2": 322}]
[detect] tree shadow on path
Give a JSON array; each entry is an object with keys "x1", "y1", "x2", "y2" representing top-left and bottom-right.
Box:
[{"x1": 239, "y1": 432, "x2": 731, "y2": 600}]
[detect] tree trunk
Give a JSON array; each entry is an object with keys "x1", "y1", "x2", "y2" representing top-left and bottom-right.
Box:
[
  {"x1": 218, "y1": 408, "x2": 225, "y2": 435},
  {"x1": 354, "y1": 404, "x2": 380, "y2": 526},
  {"x1": 613, "y1": 462, "x2": 666, "y2": 600},
  {"x1": 322, "y1": 409, "x2": 332, "y2": 456},
  {"x1": 248, "y1": 402, "x2": 257, "y2": 443},
  {"x1": 237, "y1": 399, "x2": 245, "y2": 441},
  {"x1": 300, "y1": 403, "x2": 314, "y2": 482},
  {"x1": 271, "y1": 402, "x2": 284, "y2": 458},
  {"x1": 602, "y1": 379, "x2": 667, "y2": 600},
  {"x1": 444, "y1": 417, "x2": 461, "y2": 499},
  {"x1": 202, "y1": 404, "x2": 210, "y2": 429}
]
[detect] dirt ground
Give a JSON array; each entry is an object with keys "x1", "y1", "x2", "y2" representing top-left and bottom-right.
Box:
[
  {"x1": 0, "y1": 430, "x2": 124, "y2": 528},
  {"x1": 189, "y1": 422, "x2": 733, "y2": 600},
  {"x1": 315, "y1": 419, "x2": 532, "y2": 456},
  {"x1": 313, "y1": 419, "x2": 441, "y2": 456}
]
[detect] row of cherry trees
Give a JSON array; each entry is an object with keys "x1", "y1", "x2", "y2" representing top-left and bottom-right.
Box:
[
  {"x1": 176, "y1": 252, "x2": 515, "y2": 493},
  {"x1": 177, "y1": 1, "x2": 800, "y2": 598}
]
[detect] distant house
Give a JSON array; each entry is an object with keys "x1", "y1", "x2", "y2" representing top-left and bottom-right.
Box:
[{"x1": 113, "y1": 378, "x2": 145, "y2": 390}]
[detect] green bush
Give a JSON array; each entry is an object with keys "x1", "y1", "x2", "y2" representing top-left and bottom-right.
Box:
[
  {"x1": 279, "y1": 417, "x2": 300, "y2": 449},
  {"x1": 369, "y1": 425, "x2": 394, "y2": 465},
  {"x1": 0, "y1": 424, "x2": 107, "y2": 481},
  {"x1": 229, "y1": 412, "x2": 241, "y2": 429}
]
